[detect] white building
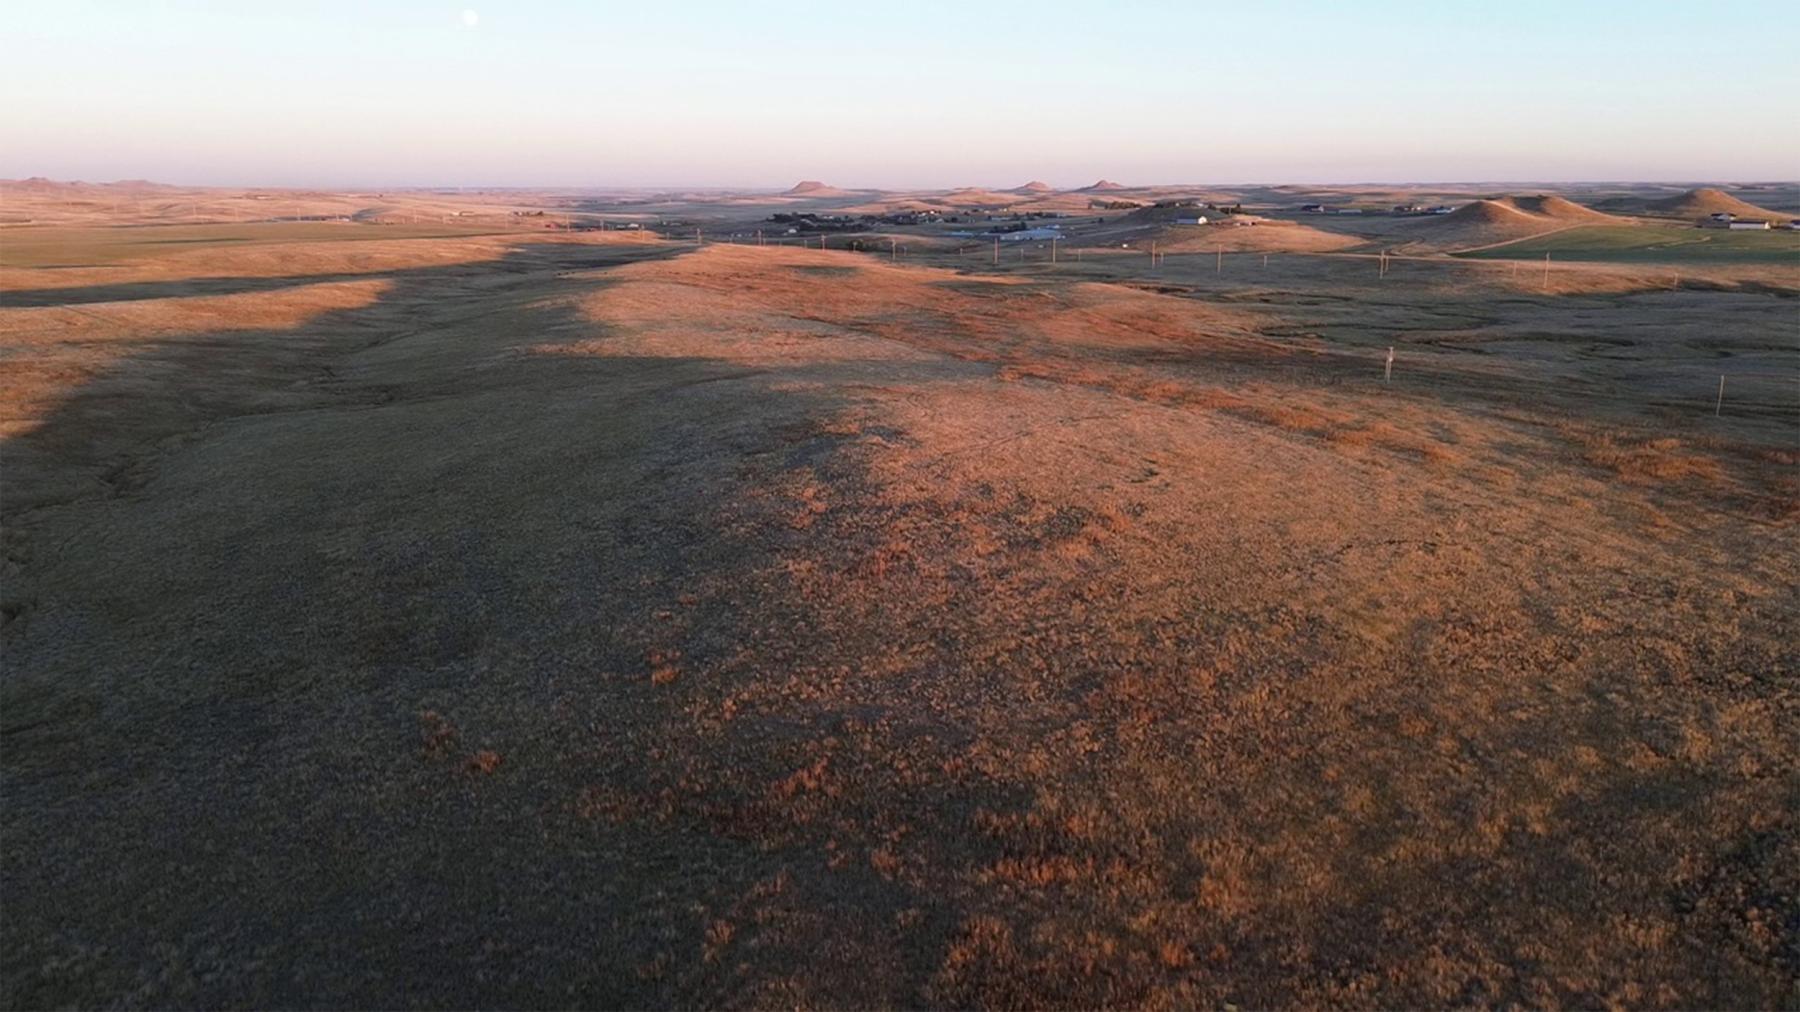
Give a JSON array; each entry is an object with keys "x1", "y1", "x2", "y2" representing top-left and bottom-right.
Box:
[
  {"x1": 1727, "y1": 219, "x2": 1770, "y2": 230},
  {"x1": 1174, "y1": 215, "x2": 1208, "y2": 225}
]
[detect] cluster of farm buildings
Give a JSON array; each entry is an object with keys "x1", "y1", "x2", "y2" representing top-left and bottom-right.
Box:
[
  {"x1": 1700, "y1": 212, "x2": 1799, "y2": 230},
  {"x1": 1297, "y1": 203, "x2": 1456, "y2": 215}
]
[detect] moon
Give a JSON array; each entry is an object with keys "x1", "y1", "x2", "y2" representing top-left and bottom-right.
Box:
[{"x1": 461, "y1": 9, "x2": 479, "y2": 27}]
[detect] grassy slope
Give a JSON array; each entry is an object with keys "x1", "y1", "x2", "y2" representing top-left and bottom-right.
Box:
[
  {"x1": 0, "y1": 222, "x2": 522, "y2": 268},
  {"x1": 1457, "y1": 224, "x2": 1800, "y2": 264},
  {"x1": 2, "y1": 235, "x2": 1795, "y2": 1008}
]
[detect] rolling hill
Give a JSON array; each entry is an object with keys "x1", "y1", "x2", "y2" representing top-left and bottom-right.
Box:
[
  {"x1": 1645, "y1": 187, "x2": 1788, "y2": 221},
  {"x1": 1398, "y1": 194, "x2": 1627, "y2": 251},
  {"x1": 784, "y1": 180, "x2": 853, "y2": 198}
]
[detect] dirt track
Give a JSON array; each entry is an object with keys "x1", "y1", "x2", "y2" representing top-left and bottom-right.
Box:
[{"x1": 2, "y1": 234, "x2": 1796, "y2": 1007}]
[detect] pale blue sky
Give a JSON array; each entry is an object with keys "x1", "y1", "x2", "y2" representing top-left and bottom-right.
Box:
[{"x1": 4, "y1": 1, "x2": 1796, "y2": 188}]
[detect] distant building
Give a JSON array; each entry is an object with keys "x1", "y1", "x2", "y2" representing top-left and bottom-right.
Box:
[
  {"x1": 1709, "y1": 212, "x2": 1735, "y2": 222},
  {"x1": 1786, "y1": 220, "x2": 1800, "y2": 230},
  {"x1": 1393, "y1": 204, "x2": 1423, "y2": 213},
  {"x1": 1300, "y1": 203, "x2": 1325, "y2": 213},
  {"x1": 1427, "y1": 205, "x2": 1455, "y2": 214},
  {"x1": 1334, "y1": 208, "x2": 1364, "y2": 215},
  {"x1": 1174, "y1": 214, "x2": 1208, "y2": 225},
  {"x1": 1727, "y1": 219, "x2": 1770, "y2": 230},
  {"x1": 991, "y1": 226, "x2": 1065, "y2": 241}
]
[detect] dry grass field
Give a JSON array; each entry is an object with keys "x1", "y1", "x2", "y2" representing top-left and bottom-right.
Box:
[{"x1": 2, "y1": 184, "x2": 1797, "y2": 1008}]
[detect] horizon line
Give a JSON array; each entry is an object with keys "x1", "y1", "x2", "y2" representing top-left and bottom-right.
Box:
[{"x1": 7, "y1": 175, "x2": 1800, "y2": 194}]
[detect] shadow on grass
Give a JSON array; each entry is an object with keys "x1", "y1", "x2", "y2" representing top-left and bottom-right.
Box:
[
  {"x1": 0, "y1": 238, "x2": 993, "y2": 1008},
  {"x1": 4, "y1": 238, "x2": 1795, "y2": 1009}
]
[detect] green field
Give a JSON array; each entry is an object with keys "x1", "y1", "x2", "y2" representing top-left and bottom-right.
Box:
[
  {"x1": 0, "y1": 221, "x2": 514, "y2": 269},
  {"x1": 1457, "y1": 224, "x2": 1800, "y2": 264}
]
